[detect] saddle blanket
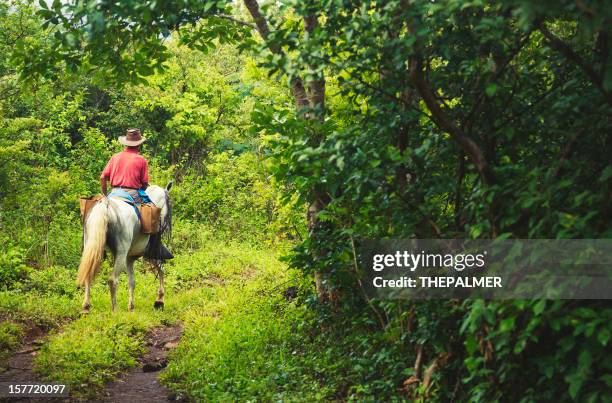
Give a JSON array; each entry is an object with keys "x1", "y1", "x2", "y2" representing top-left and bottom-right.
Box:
[{"x1": 108, "y1": 188, "x2": 146, "y2": 220}]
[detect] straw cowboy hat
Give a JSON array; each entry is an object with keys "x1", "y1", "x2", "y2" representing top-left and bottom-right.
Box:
[{"x1": 119, "y1": 128, "x2": 146, "y2": 146}]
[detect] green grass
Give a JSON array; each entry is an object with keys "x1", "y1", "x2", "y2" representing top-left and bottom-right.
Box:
[
  {"x1": 33, "y1": 270, "x2": 168, "y2": 397},
  {"x1": 166, "y1": 224, "x2": 275, "y2": 290},
  {"x1": 160, "y1": 245, "x2": 334, "y2": 401},
  {"x1": 28, "y1": 227, "x2": 288, "y2": 398},
  {"x1": 0, "y1": 265, "x2": 81, "y2": 368},
  {"x1": 0, "y1": 267, "x2": 81, "y2": 330},
  {"x1": 1, "y1": 224, "x2": 342, "y2": 400},
  {"x1": 35, "y1": 316, "x2": 147, "y2": 392}
]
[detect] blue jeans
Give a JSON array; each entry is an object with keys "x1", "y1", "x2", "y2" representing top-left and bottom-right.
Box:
[{"x1": 112, "y1": 187, "x2": 143, "y2": 204}]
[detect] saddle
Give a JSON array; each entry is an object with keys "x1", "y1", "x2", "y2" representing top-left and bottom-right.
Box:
[
  {"x1": 79, "y1": 192, "x2": 162, "y2": 235},
  {"x1": 107, "y1": 189, "x2": 141, "y2": 218}
]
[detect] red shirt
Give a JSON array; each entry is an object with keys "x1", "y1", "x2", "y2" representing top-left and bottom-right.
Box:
[{"x1": 100, "y1": 148, "x2": 149, "y2": 189}]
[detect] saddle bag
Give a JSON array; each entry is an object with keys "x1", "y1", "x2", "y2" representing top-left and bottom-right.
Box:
[
  {"x1": 79, "y1": 195, "x2": 104, "y2": 223},
  {"x1": 139, "y1": 203, "x2": 162, "y2": 234},
  {"x1": 80, "y1": 194, "x2": 161, "y2": 234}
]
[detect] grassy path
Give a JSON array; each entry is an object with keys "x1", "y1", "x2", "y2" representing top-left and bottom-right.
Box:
[
  {"x1": 102, "y1": 323, "x2": 183, "y2": 402},
  {"x1": 1, "y1": 233, "x2": 298, "y2": 400}
]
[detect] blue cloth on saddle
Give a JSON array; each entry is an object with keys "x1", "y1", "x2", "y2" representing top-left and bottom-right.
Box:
[
  {"x1": 138, "y1": 189, "x2": 153, "y2": 204},
  {"x1": 108, "y1": 189, "x2": 141, "y2": 221}
]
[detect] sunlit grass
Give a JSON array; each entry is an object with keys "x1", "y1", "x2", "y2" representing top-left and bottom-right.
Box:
[
  {"x1": 31, "y1": 268, "x2": 170, "y2": 397},
  {"x1": 28, "y1": 228, "x2": 281, "y2": 398},
  {"x1": 0, "y1": 221, "x2": 312, "y2": 399},
  {"x1": 159, "y1": 245, "x2": 327, "y2": 401}
]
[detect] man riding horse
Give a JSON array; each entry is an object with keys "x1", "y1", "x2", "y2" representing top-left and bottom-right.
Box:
[
  {"x1": 100, "y1": 128, "x2": 173, "y2": 261},
  {"x1": 77, "y1": 128, "x2": 173, "y2": 313}
]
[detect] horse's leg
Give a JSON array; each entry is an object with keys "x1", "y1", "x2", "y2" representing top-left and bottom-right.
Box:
[
  {"x1": 109, "y1": 253, "x2": 127, "y2": 312},
  {"x1": 127, "y1": 257, "x2": 137, "y2": 311},
  {"x1": 82, "y1": 281, "x2": 91, "y2": 313},
  {"x1": 154, "y1": 262, "x2": 165, "y2": 310}
]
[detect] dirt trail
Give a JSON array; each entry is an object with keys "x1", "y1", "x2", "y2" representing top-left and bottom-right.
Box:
[
  {"x1": 1, "y1": 322, "x2": 183, "y2": 402},
  {"x1": 103, "y1": 323, "x2": 184, "y2": 402},
  {"x1": 0, "y1": 325, "x2": 65, "y2": 402},
  {"x1": 0, "y1": 326, "x2": 45, "y2": 385}
]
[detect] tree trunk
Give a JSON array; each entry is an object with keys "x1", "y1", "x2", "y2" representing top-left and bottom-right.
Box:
[{"x1": 244, "y1": 0, "x2": 330, "y2": 301}]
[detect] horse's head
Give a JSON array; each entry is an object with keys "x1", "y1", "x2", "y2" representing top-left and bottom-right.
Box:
[{"x1": 146, "y1": 184, "x2": 172, "y2": 240}]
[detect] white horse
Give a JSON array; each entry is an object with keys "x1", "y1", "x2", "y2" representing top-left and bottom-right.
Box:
[{"x1": 77, "y1": 183, "x2": 172, "y2": 312}]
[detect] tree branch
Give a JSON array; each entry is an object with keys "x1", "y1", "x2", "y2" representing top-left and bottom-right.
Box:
[
  {"x1": 465, "y1": 31, "x2": 533, "y2": 129},
  {"x1": 303, "y1": 14, "x2": 325, "y2": 111},
  {"x1": 409, "y1": 55, "x2": 495, "y2": 185},
  {"x1": 540, "y1": 24, "x2": 611, "y2": 104},
  {"x1": 215, "y1": 14, "x2": 255, "y2": 29},
  {"x1": 242, "y1": 0, "x2": 308, "y2": 109},
  {"x1": 403, "y1": 10, "x2": 495, "y2": 185},
  {"x1": 242, "y1": 0, "x2": 273, "y2": 45}
]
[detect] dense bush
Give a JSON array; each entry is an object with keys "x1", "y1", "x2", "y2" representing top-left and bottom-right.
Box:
[
  {"x1": 250, "y1": 1, "x2": 612, "y2": 400},
  {"x1": 0, "y1": 243, "x2": 29, "y2": 290}
]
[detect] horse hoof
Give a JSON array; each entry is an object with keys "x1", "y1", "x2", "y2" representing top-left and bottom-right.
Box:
[
  {"x1": 154, "y1": 301, "x2": 164, "y2": 310},
  {"x1": 82, "y1": 304, "x2": 90, "y2": 314}
]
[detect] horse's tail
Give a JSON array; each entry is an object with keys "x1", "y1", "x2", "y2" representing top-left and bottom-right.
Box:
[{"x1": 77, "y1": 198, "x2": 109, "y2": 286}]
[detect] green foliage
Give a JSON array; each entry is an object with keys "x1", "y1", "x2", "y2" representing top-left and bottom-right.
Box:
[
  {"x1": 250, "y1": 0, "x2": 612, "y2": 400},
  {"x1": 25, "y1": 265, "x2": 78, "y2": 297},
  {"x1": 16, "y1": 0, "x2": 251, "y2": 83},
  {"x1": 171, "y1": 151, "x2": 280, "y2": 240},
  {"x1": 0, "y1": 243, "x2": 30, "y2": 290},
  {"x1": 0, "y1": 263, "x2": 80, "y2": 330},
  {"x1": 457, "y1": 300, "x2": 612, "y2": 402},
  {"x1": 161, "y1": 243, "x2": 322, "y2": 401},
  {"x1": 1, "y1": 0, "x2": 610, "y2": 401}
]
